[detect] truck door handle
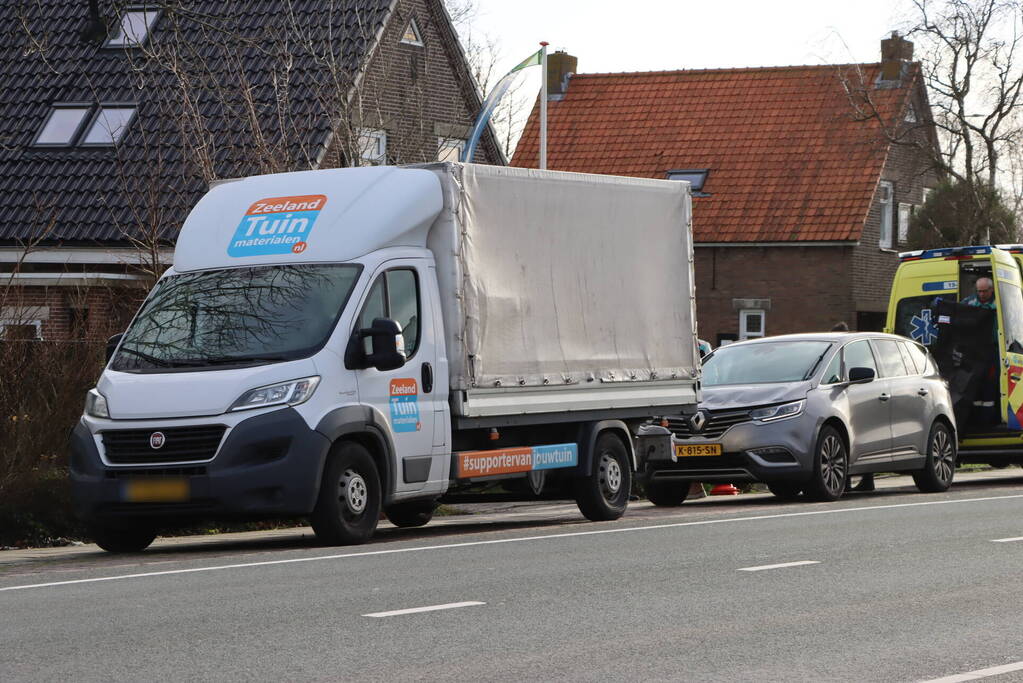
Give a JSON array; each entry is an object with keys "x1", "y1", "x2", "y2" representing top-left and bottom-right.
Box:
[
  {"x1": 422, "y1": 362, "x2": 434, "y2": 394},
  {"x1": 879, "y1": 393, "x2": 890, "y2": 402},
  {"x1": 1011, "y1": 375, "x2": 1021, "y2": 382},
  {"x1": 917, "y1": 388, "x2": 929, "y2": 396}
]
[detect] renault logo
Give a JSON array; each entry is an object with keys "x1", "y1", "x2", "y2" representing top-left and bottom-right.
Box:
[
  {"x1": 689, "y1": 411, "x2": 707, "y2": 433},
  {"x1": 149, "y1": 432, "x2": 166, "y2": 449}
]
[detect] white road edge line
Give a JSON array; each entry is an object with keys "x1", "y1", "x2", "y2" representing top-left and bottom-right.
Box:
[
  {"x1": 738, "y1": 561, "x2": 820, "y2": 572},
  {"x1": 363, "y1": 601, "x2": 485, "y2": 618},
  {"x1": 918, "y1": 659, "x2": 1023, "y2": 682},
  {"x1": 4, "y1": 492, "x2": 1023, "y2": 594},
  {"x1": 990, "y1": 536, "x2": 1023, "y2": 543}
]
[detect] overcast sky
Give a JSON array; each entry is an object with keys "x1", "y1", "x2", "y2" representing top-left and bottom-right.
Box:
[{"x1": 469, "y1": 0, "x2": 918, "y2": 90}]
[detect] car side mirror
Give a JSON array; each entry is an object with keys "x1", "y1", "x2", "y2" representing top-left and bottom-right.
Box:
[
  {"x1": 345, "y1": 318, "x2": 406, "y2": 371},
  {"x1": 105, "y1": 333, "x2": 124, "y2": 362},
  {"x1": 848, "y1": 366, "x2": 876, "y2": 384}
]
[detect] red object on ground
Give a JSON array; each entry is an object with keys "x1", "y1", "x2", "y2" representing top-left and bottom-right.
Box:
[{"x1": 710, "y1": 484, "x2": 740, "y2": 496}]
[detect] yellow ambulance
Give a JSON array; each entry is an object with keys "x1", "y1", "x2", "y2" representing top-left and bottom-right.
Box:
[{"x1": 885, "y1": 245, "x2": 1023, "y2": 463}]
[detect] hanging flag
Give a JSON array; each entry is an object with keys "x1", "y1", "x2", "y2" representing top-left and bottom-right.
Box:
[{"x1": 461, "y1": 48, "x2": 543, "y2": 163}]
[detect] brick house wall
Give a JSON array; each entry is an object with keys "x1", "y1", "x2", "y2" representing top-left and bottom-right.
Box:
[
  {"x1": 1, "y1": 285, "x2": 143, "y2": 341},
  {"x1": 694, "y1": 245, "x2": 854, "y2": 344}
]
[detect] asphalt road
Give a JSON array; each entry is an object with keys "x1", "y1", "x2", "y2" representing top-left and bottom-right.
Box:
[{"x1": 5, "y1": 471, "x2": 1023, "y2": 682}]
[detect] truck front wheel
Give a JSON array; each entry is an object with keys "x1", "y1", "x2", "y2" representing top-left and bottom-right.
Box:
[
  {"x1": 574, "y1": 432, "x2": 631, "y2": 521},
  {"x1": 311, "y1": 441, "x2": 382, "y2": 545}
]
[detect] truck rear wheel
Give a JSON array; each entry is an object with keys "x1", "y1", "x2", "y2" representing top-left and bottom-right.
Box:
[
  {"x1": 385, "y1": 501, "x2": 436, "y2": 528},
  {"x1": 574, "y1": 432, "x2": 631, "y2": 521},
  {"x1": 646, "y1": 479, "x2": 690, "y2": 506},
  {"x1": 90, "y1": 524, "x2": 157, "y2": 553},
  {"x1": 311, "y1": 442, "x2": 381, "y2": 545}
]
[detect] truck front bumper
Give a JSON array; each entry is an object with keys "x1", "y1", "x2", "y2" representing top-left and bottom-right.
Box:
[{"x1": 70, "y1": 407, "x2": 331, "y2": 525}]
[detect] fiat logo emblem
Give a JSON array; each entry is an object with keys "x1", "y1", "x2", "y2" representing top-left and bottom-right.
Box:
[
  {"x1": 689, "y1": 411, "x2": 707, "y2": 433},
  {"x1": 149, "y1": 432, "x2": 166, "y2": 449}
]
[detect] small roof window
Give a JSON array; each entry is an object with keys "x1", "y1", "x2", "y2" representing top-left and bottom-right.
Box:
[
  {"x1": 667, "y1": 169, "x2": 710, "y2": 195},
  {"x1": 33, "y1": 106, "x2": 91, "y2": 146},
  {"x1": 105, "y1": 8, "x2": 160, "y2": 47},
  {"x1": 81, "y1": 106, "x2": 137, "y2": 145},
  {"x1": 401, "y1": 18, "x2": 424, "y2": 46}
]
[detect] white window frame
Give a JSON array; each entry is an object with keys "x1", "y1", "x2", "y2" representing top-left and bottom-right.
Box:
[
  {"x1": 105, "y1": 8, "x2": 161, "y2": 48},
  {"x1": 879, "y1": 180, "x2": 894, "y2": 249},
  {"x1": 400, "y1": 18, "x2": 424, "y2": 47},
  {"x1": 739, "y1": 309, "x2": 765, "y2": 341},
  {"x1": 923, "y1": 187, "x2": 934, "y2": 204},
  {"x1": 898, "y1": 202, "x2": 913, "y2": 244},
  {"x1": 0, "y1": 320, "x2": 43, "y2": 340},
  {"x1": 437, "y1": 137, "x2": 465, "y2": 162},
  {"x1": 356, "y1": 128, "x2": 387, "y2": 166}
]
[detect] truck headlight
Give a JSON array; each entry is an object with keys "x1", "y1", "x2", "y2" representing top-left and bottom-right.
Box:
[
  {"x1": 84, "y1": 389, "x2": 110, "y2": 419},
  {"x1": 750, "y1": 400, "x2": 805, "y2": 423},
  {"x1": 229, "y1": 376, "x2": 320, "y2": 412}
]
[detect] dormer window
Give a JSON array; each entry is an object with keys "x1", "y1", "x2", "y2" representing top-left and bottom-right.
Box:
[
  {"x1": 400, "y1": 18, "x2": 424, "y2": 47},
  {"x1": 105, "y1": 7, "x2": 160, "y2": 47},
  {"x1": 667, "y1": 169, "x2": 710, "y2": 195}
]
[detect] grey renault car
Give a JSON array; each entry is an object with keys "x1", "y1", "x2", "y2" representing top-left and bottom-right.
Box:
[{"x1": 637, "y1": 332, "x2": 957, "y2": 504}]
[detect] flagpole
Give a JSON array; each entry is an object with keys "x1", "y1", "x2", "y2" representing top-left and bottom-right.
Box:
[{"x1": 540, "y1": 41, "x2": 548, "y2": 170}]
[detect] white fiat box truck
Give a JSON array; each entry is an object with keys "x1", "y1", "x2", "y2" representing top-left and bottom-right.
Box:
[{"x1": 71, "y1": 163, "x2": 699, "y2": 551}]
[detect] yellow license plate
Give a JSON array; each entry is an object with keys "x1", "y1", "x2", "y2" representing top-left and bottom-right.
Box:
[
  {"x1": 124, "y1": 478, "x2": 190, "y2": 503},
  {"x1": 675, "y1": 444, "x2": 723, "y2": 457}
]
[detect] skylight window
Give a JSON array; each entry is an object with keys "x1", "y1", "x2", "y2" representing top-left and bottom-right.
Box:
[
  {"x1": 81, "y1": 106, "x2": 137, "y2": 145},
  {"x1": 667, "y1": 169, "x2": 710, "y2": 195},
  {"x1": 105, "y1": 8, "x2": 160, "y2": 47},
  {"x1": 33, "y1": 106, "x2": 91, "y2": 146},
  {"x1": 401, "y1": 18, "x2": 424, "y2": 46}
]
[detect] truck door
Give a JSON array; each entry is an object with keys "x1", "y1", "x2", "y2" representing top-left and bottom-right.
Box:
[
  {"x1": 352, "y1": 262, "x2": 439, "y2": 494},
  {"x1": 990, "y1": 251, "x2": 1023, "y2": 428}
]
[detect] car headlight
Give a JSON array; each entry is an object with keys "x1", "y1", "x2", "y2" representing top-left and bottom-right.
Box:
[
  {"x1": 229, "y1": 376, "x2": 320, "y2": 412},
  {"x1": 84, "y1": 389, "x2": 110, "y2": 419},
  {"x1": 749, "y1": 400, "x2": 805, "y2": 423}
]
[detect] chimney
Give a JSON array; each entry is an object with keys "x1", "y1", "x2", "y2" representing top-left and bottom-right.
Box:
[
  {"x1": 547, "y1": 50, "x2": 577, "y2": 100},
  {"x1": 880, "y1": 31, "x2": 913, "y2": 82},
  {"x1": 80, "y1": 0, "x2": 110, "y2": 44}
]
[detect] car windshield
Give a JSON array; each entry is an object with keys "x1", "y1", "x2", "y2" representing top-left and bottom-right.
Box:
[
  {"x1": 702, "y1": 340, "x2": 833, "y2": 386},
  {"x1": 111, "y1": 264, "x2": 361, "y2": 372}
]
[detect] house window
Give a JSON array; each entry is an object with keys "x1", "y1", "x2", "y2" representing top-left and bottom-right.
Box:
[
  {"x1": 898, "y1": 203, "x2": 913, "y2": 243},
  {"x1": 666, "y1": 169, "x2": 710, "y2": 195},
  {"x1": 400, "y1": 18, "x2": 424, "y2": 46},
  {"x1": 905, "y1": 101, "x2": 917, "y2": 123},
  {"x1": 81, "y1": 106, "x2": 137, "y2": 145},
  {"x1": 105, "y1": 8, "x2": 160, "y2": 47},
  {"x1": 1, "y1": 321, "x2": 42, "y2": 340},
  {"x1": 923, "y1": 187, "x2": 934, "y2": 204},
  {"x1": 739, "y1": 309, "x2": 765, "y2": 340},
  {"x1": 33, "y1": 105, "x2": 91, "y2": 146},
  {"x1": 879, "y1": 181, "x2": 894, "y2": 249},
  {"x1": 437, "y1": 137, "x2": 465, "y2": 162},
  {"x1": 357, "y1": 129, "x2": 387, "y2": 165}
]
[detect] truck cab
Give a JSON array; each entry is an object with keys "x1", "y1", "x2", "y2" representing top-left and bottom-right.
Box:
[{"x1": 885, "y1": 245, "x2": 1023, "y2": 462}]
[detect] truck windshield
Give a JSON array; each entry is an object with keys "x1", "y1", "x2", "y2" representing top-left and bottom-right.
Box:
[
  {"x1": 111, "y1": 264, "x2": 362, "y2": 372},
  {"x1": 702, "y1": 341, "x2": 832, "y2": 386}
]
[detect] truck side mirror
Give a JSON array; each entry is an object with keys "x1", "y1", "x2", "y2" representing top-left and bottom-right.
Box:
[
  {"x1": 105, "y1": 333, "x2": 124, "y2": 363},
  {"x1": 345, "y1": 318, "x2": 406, "y2": 371},
  {"x1": 848, "y1": 366, "x2": 875, "y2": 384}
]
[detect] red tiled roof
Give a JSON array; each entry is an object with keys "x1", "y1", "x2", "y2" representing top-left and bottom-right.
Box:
[{"x1": 512, "y1": 64, "x2": 921, "y2": 243}]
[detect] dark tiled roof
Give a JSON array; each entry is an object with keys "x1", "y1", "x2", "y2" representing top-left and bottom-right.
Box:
[
  {"x1": 0, "y1": 0, "x2": 393, "y2": 244},
  {"x1": 513, "y1": 64, "x2": 921, "y2": 243}
]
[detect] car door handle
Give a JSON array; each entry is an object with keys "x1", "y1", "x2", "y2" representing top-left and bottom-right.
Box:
[
  {"x1": 878, "y1": 393, "x2": 890, "y2": 402},
  {"x1": 421, "y1": 362, "x2": 434, "y2": 394},
  {"x1": 917, "y1": 388, "x2": 929, "y2": 397}
]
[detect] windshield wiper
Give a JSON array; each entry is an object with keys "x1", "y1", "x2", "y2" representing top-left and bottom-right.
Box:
[
  {"x1": 116, "y1": 346, "x2": 173, "y2": 367},
  {"x1": 168, "y1": 355, "x2": 290, "y2": 367},
  {"x1": 803, "y1": 346, "x2": 833, "y2": 380}
]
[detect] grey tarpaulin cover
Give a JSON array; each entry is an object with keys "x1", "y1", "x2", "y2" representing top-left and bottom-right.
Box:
[{"x1": 420, "y1": 162, "x2": 697, "y2": 393}]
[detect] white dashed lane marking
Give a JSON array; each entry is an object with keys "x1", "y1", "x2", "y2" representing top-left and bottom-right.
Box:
[
  {"x1": 737, "y1": 560, "x2": 820, "y2": 572},
  {"x1": 363, "y1": 601, "x2": 485, "y2": 618}
]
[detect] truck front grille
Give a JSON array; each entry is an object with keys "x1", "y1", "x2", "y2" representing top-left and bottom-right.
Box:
[
  {"x1": 665, "y1": 410, "x2": 751, "y2": 439},
  {"x1": 101, "y1": 425, "x2": 227, "y2": 464}
]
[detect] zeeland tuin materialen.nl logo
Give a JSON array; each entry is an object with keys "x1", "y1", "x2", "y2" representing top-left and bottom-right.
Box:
[{"x1": 227, "y1": 194, "x2": 327, "y2": 257}]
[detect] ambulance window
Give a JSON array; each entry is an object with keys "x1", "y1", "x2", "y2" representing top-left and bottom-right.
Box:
[
  {"x1": 872, "y1": 339, "x2": 910, "y2": 377},
  {"x1": 842, "y1": 340, "x2": 877, "y2": 379},
  {"x1": 893, "y1": 295, "x2": 942, "y2": 346},
  {"x1": 997, "y1": 280, "x2": 1023, "y2": 353}
]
